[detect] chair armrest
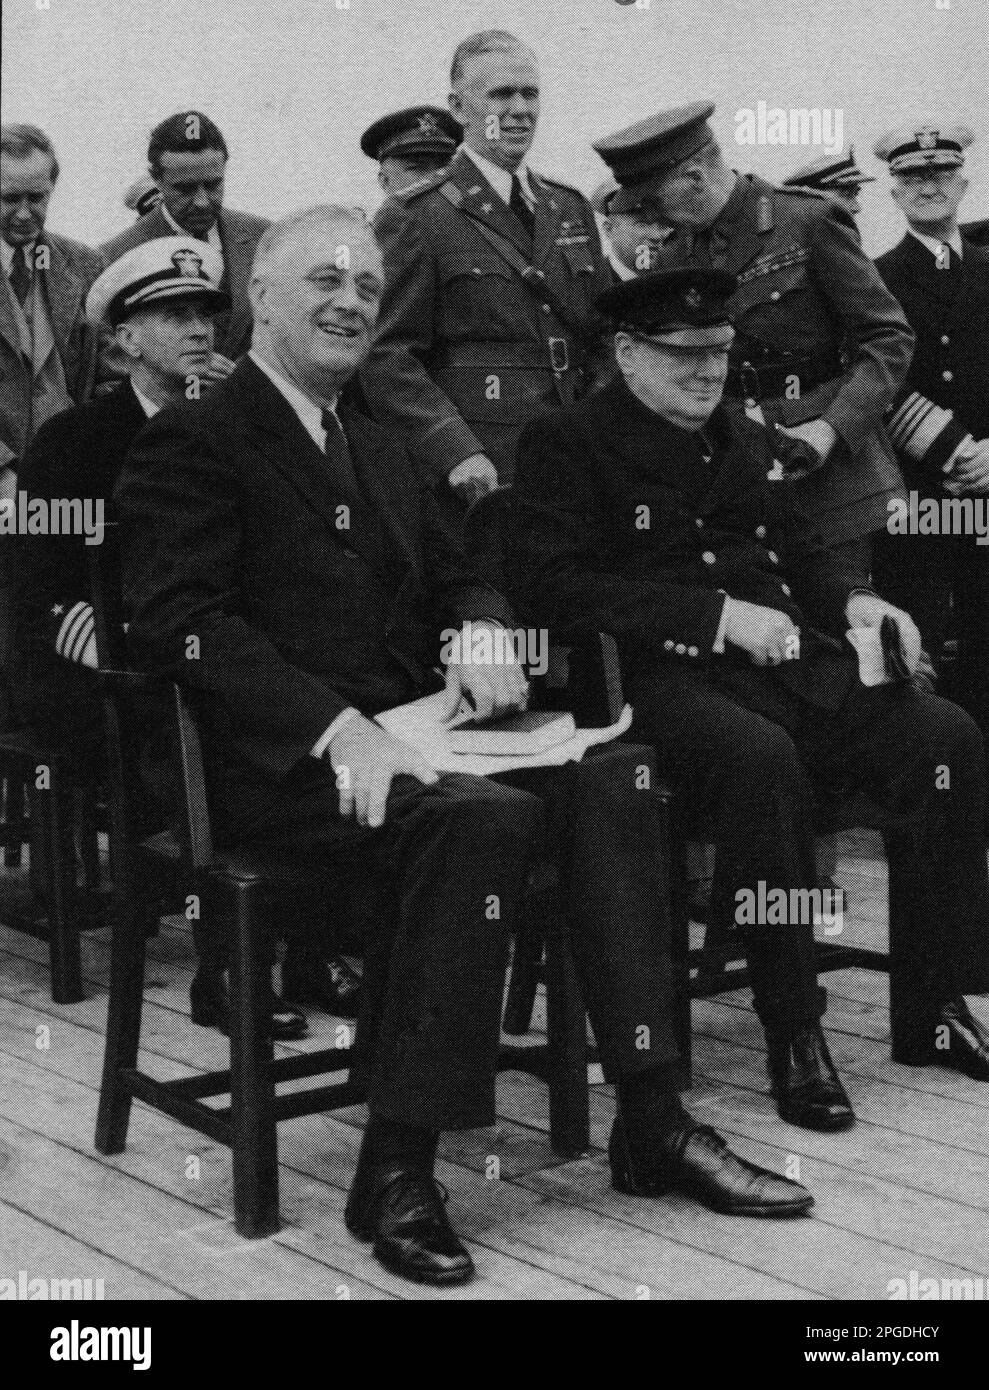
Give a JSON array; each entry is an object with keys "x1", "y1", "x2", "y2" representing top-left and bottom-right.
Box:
[{"x1": 534, "y1": 631, "x2": 624, "y2": 727}]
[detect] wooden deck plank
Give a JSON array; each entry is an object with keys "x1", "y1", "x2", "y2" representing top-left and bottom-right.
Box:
[
  {"x1": 0, "y1": 1202, "x2": 186, "y2": 1300},
  {"x1": 0, "y1": 1112, "x2": 392, "y2": 1301}
]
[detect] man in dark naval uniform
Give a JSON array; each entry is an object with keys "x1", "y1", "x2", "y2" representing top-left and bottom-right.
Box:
[
  {"x1": 362, "y1": 29, "x2": 611, "y2": 508},
  {"x1": 871, "y1": 122, "x2": 989, "y2": 758},
  {"x1": 509, "y1": 268, "x2": 989, "y2": 1126},
  {"x1": 593, "y1": 103, "x2": 914, "y2": 572}
]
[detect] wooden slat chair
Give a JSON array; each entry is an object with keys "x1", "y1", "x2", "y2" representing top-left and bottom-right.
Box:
[
  {"x1": 88, "y1": 532, "x2": 365, "y2": 1238},
  {"x1": 0, "y1": 726, "x2": 105, "y2": 1004},
  {"x1": 89, "y1": 514, "x2": 642, "y2": 1236},
  {"x1": 464, "y1": 489, "x2": 683, "y2": 1116}
]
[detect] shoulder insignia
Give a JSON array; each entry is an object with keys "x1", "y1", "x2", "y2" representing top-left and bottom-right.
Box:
[
  {"x1": 531, "y1": 171, "x2": 585, "y2": 199},
  {"x1": 393, "y1": 168, "x2": 450, "y2": 202},
  {"x1": 756, "y1": 194, "x2": 774, "y2": 233}
]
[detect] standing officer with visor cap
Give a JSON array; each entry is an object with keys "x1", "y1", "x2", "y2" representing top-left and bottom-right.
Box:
[{"x1": 593, "y1": 102, "x2": 913, "y2": 576}]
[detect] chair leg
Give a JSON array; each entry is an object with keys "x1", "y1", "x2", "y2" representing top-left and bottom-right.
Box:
[
  {"x1": 503, "y1": 910, "x2": 543, "y2": 1035},
  {"x1": 42, "y1": 773, "x2": 84, "y2": 1005},
  {"x1": 543, "y1": 909, "x2": 590, "y2": 1158},
  {"x1": 2, "y1": 776, "x2": 27, "y2": 868},
  {"x1": 228, "y1": 878, "x2": 279, "y2": 1239},
  {"x1": 94, "y1": 893, "x2": 149, "y2": 1154}
]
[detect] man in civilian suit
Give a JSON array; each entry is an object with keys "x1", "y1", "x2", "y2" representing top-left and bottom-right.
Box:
[
  {"x1": 116, "y1": 207, "x2": 814, "y2": 1288},
  {"x1": 509, "y1": 269, "x2": 989, "y2": 1134},
  {"x1": 100, "y1": 112, "x2": 268, "y2": 374},
  {"x1": 1, "y1": 124, "x2": 102, "y2": 724}
]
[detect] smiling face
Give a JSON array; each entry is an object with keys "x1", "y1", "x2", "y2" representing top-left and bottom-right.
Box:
[
  {"x1": 450, "y1": 48, "x2": 540, "y2": 172},
  {"x1": 1, "y1": 149, "x2": 56, "y2": 246},
  {"x1": 249, "y1": 214, "x2": 383, "y2": 400},
  {"x1": 891, "y1": 166, "x2": 968, "y2": 231},
  {"x1": 616, "y1": 325, "x2": 734, "y2": 430},
  {"x1": 154, "y1": 148, "x2": 226, "y2": 237}
]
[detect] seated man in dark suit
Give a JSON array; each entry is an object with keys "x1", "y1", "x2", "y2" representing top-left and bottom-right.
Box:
[
  {"x1": 16, "y1": 235, "x2": 360, "y2": 1037},
  {"x1": 509, "y1": 268, "x2": 989, "y2": 1134},
  {"x1": 115, "y1": 208, "x2": 815, "y2": 1288}
]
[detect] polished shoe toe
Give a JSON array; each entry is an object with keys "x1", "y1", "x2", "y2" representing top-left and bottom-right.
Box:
[
  {"x1": 895, "y1": 1000, "x2": 989, "y2": 1081},
  {"x1": 189, "y1": 968, "x2": 308, "y2": 1040},
  {"x1": 345, "y1": 1166, "x2": 474, "y2": 1286},
  {"x1": 610, "y1": 1120, "x2": 813, "y2": 1217},
  {"x1": 768, "y1": 1026, "x2": 855, "y2": 1132}
]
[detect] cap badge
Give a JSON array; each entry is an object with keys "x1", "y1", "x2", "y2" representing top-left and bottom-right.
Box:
[
  {"x1": 172, "y1": 248, "x2": 204, "y2": 278},
  {"x1": 684, "y1": 287, "x2": 702, "y2": 309},
  {"x1": 915, "y1": 128, "x2": 939, "y2": 150},
  {"x1": 417, "y1": 113, "x2": 439, "y2": 135}
]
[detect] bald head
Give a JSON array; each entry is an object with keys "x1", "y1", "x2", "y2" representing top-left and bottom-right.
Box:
[{"x1": 249, "y1": 205, "x2": 383, "y2": 403}]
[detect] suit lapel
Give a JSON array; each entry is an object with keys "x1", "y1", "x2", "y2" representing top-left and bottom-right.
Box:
[
  {"x1": 896, "y1": 234, "x2": 960, "y2": 314},
  {"x1": 446, "y1": 150, "x2": 533, "y2": 258},
  {"x1": 0, "y1": 274, "x2": 22, "y2": 360},
  {"x1": 529, "y1": 174, "x2": 559, "y2": 268},
  {"x1": 342, "y1": 407, "x2": 417, "y2": 584},
  {"x1": 949, "y1": 241, "x2": 989, "y2": 329},
  {"x1": 718, "y1": 177, "x2": 771, "y2": 281},
  {"x1": 236, "y1": 359, "x2": 389, "y2": 579},
  {"x1": 218, "y1": 210, "x2": 254, "y2": 354},
  {"x1": 40, "y1": 237, "x2": 84, "y2": 360}
]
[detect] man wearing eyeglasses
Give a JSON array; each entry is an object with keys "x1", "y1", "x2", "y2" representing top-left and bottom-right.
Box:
[{"x1": 510, "y1": 267, "x2": 989, "y2": 1144}]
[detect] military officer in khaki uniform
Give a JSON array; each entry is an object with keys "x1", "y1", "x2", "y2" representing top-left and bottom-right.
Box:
[
  {"x1": 360, "y1": 105, "x2": 462, "y2": 198},
  {"x1": 594, "y1": 103, "x2": 914, "y2": 571},
  {"x1": 361, "y1": 30, "x2": 611, "y2": 506}
]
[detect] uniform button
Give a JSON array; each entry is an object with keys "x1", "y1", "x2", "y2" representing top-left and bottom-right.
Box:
[
  {"x1": 769, "y1": 290, "x2": 781, "y2": 300},
  {"x1": 695, "y1": 517, "x2": 704, "y2": 528},
  {"x1": 767, "y1": 550, "x2": 779, "y2": 564},
  {"x1": 755, "y1": 524, "x2": 767, "y2": 539},
  {"x1": 942, "y1": 370, "x2": 954, "y2": 382},
  {"x1": 702, "y1": 550, "x2": 716, "y2": 564},
  {"x1": 781, "y1": 583, "x2": 792, "y2": 597},
  {"x1": 687, "y1": 645, "x2": 699, "y2": 658},
  {"x1": 472, "y1": 267, "x2": 482, "y2": 275},
  {"x1": 541, "y1": 304, "x2": 551, "y2": 314},
  {"x1": 745, "y1": 397, "x2": 757, "y2": 409},
  {"x1": 675, "y1": 643, "x2": 687, "y2": 655},
  {"x1": 663, "y1": 639, "x2": 675, "y2": 652},
  {"x1": 941, "y1": 335, "x2": 950, "y2": 346}
]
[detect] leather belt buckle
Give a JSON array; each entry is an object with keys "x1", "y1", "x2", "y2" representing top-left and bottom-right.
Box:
[{"x1": 549, "y1": 337, "x2": 569, "y2": 373}]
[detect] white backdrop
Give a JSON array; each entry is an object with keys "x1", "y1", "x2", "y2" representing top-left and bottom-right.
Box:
[{"x1": 3, "y1": 0, "x2": 987, "y2": 256}]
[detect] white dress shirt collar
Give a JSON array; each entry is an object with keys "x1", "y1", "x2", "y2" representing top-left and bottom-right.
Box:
[
  {"x1": 908, "y1": 226, "x2": 963, "y2": 260},
  {"x1": 461, "y1": 144, "x2": 536, "y2": 209},
  {"x1": 607, "y1": 251, "x2": 636, "y2": 282},
  {"x1": 1, "y1": 238, "x2": 36, "y2": 274},
  {"x1": 248, "y1": 349, "x2": 337, "y2": 450},
  {"x1": 131, "y1": 381, "x2": 162, "y2": 418},
  {"x1": 161, "y1": 202, "x2": 223, "y2": 254}
]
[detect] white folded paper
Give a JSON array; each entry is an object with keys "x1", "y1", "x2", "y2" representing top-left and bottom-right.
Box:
[
  {"x1": 375, "y1": 692, "x2": 634, "y2": 776},
  {"x1": 846, "y1": 626, "x2": 890, "y2": 687}
]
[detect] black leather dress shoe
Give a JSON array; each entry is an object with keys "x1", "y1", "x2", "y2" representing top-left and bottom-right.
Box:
[
  {"x1": 893, "y1": 999, "x2": 989, "y2": 1080},
  {"x1": 189, "y1": 967, "x2": 308, "y2": 1040},
  {"x1": 282, "y1": 948, "x2": 362, "y2": 1018},
  {"x1": 345, "y1": 1166, "x2": 475, "y2": 1286},
  {"x1": 767, "y1": 1025, "x2": 855, "y2": 1131},
  {"x1": 609, "y1": 1118, "x2": 813, "y2": 1217}
]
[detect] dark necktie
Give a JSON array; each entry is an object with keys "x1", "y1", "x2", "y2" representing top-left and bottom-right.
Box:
[
  {"x1": 320, "y1": 409, "x2": 361, "y2": 499},
  {"x1": 8, "y1": 245, "x2": 31, "y2": 306},
  {"x1": 509, "y1": 174, "x2": 535, "y2": 239}
]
